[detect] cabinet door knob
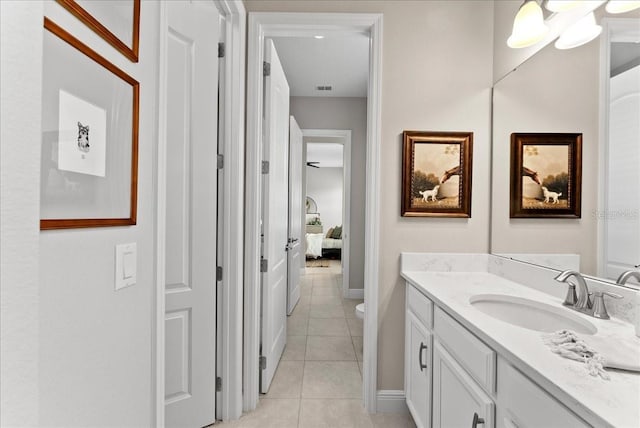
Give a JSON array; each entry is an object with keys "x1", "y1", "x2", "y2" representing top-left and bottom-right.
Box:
[
  {"x1": 472, "y1": 412, "x2": 485, "y2": 428},
  {"x1": 418, "y1": 342, "x2": 428, "y2": 371}
]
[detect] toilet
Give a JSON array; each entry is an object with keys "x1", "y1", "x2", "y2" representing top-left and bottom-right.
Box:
[{"x1": 355, "y1": 303, "x2": 365, "y2": 320}]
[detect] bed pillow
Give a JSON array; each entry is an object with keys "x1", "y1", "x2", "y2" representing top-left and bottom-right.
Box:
[
  {"x1": 326, "y1": 227, "x2": 334, "y2": 238},
  {"x1": 331, "y1": 225, "x2": 342, "y2": 239}
]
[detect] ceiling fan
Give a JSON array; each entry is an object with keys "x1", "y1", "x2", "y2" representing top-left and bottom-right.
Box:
[{"x1": 306, "y1": 161, "x2": 319, "y2": 168}]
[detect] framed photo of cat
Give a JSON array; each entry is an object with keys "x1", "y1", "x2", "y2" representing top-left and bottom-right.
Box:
[
  {"x1": 510, "y1": 133, "x2": 582, "y2": 218},
  {"x1": 401, "y1": 130, "x2": 473, "y2": 217},
  {"x1": 40, "y1": 18, "x2": 139, "y2": 230},
  {"x1": 56, "y1": 0, "x2": 140, "y2": 62}
]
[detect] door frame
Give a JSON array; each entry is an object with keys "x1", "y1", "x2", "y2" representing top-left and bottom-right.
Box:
[
  {"x1": 245, "y1": 12, "x2": 383, "y2": 413},
  {"x1": 302, "y1": 129, "x2": 353, "y2": 296},
  {"x1": 155, "y1": 0, "x2": 246, "y2": 424}
]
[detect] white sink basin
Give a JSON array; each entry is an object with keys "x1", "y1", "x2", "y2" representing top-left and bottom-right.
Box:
[{"x1": 469, "y1": 294, "x2": 597, "y2": 335}]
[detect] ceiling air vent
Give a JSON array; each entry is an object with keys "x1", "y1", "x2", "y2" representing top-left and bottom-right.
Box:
[{"x1": 315, "y1": 85, "x2": 332, "y2": 91}]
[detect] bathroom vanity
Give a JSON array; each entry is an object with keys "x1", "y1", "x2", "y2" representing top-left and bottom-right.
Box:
[{"x1": 401, "y1": 254, "x2": 640, "y2": 428}]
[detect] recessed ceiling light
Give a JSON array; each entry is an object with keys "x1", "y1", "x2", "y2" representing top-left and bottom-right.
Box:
[{"x1": 314, "y1": 35, "x2": 324, "y2": 39}]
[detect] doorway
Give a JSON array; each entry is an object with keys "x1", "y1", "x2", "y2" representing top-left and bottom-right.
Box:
[
  {"x1": 303, "y1": 129, "x2": 353, "y2": 297},
  {"x1": 244, "y1": 12, "x2": 383, "y2": 413}
]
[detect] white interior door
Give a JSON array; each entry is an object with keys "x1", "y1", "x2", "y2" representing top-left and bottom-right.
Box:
[
  {"x1": 605, "y1": 65, "x2": 640, "y2": 279},
  {"x1": 164, "y1": 2, "x2": 219, "y2": 426},
  {"x1": 260, "y1": 39, "x2": 290, "y2": 393},
  {"x1": 287, "y1": 117, "x2": 303, "y2": 315}
]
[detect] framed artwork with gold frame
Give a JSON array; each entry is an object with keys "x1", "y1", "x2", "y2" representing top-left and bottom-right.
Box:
[
  {"x1": 40, "y1": 18, "x2": 139, "y2": 230},
  {"x1": 510, "y1": 133, "x2": 582, "y2": 218},
  {"x1": 56, "y1": 0, "x2": 140, "y2": 62},
  {"x1": 401, "y1": 131, "x2": 473, "y2": 217}
]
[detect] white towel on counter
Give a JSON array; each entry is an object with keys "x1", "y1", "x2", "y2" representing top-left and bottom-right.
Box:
[
  {"x1": 543, "y1": 330, "x2": 609, "y2": 380},
  {"x1": 543, "y1": 330, "x2": 640, "y2": 379},
  {"x1": 582, "y1": 334, "x2": 640, "y2": 373}
]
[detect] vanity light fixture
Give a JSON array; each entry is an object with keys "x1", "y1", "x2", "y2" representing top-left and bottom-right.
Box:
[
  {"x1": 508, "y1": 0, "x2": 550, "y2": 48},
  {"x1": 545, "y1": 0, "x2": 582, "y2": 12},
  {"x1": 605, "y1": 0, "x2": 640, "y2": 13},
  {"x1": 314, "y1": 35, "x2": 325, "y2": 39},
  {"x1": 555, "y1": 11, "x2": 602, "y2": 49}
]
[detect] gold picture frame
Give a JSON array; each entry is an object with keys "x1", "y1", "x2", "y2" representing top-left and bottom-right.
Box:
[
  {"x1": 41, "y1": 18, "x2": 139, "y2": 230},
  {"x1": 401, "y1": 131, "x2": 473, "y2": 217},
  {"x1": 510, "y1": 133, "x2": 582, "y2": 218}
]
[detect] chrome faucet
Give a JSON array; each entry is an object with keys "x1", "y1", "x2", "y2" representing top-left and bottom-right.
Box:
[
  {"x1": 616, "y1": 270, "x2": 640, "y2": 286},
  {"x1": 555, "y1": 270, "x2": 623, "y2": 319},
  {"x1": 555, "y1": 270, "x2": 591, "y2": 312}
]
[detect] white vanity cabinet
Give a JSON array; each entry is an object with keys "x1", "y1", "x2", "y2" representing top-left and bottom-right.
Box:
[
  {"x1": 405, "y1": 282, "x2": 590, "y2": 428},
  {"x1": 405, "y1": 285, "x2": 433, "y2": 428}
]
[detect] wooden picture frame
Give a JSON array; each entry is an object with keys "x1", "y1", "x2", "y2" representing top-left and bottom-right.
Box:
[
  {"x1": 510, "y1": 133, "x2": 582, "y2": 218},
  {"x1": 56, "y1": 0, "x2": 140, "y2": 62},
  {"x1": 40, "y1": 18, "x2": 139, "y2": 230},
  {"x1": 401, "y1": 131, "x2": 473, "y2": 217}
]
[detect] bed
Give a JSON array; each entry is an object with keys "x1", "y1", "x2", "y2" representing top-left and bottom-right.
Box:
[{"x1": 305, "y1": 214, "x2": 342, "y2": 259}]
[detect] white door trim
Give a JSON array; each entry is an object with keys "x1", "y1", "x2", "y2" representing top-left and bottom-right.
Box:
[
  {"x1": 302, "y1": 129, "x2": 352, "y2": 296},
  {"x1": 155, "y1": 1, "x2": 245, "y2": 425},
  {"x1": 216, "y1": 0, "x2": 246, "y2": 421},
  {"x1": 245, "y1": 12, "x2": 382, "y2": 413}
]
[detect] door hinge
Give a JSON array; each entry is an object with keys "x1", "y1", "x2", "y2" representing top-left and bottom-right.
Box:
[
  {"x1": 260, "y1": 258, "x2": 268, "y2": 272},
  {"x1": 217, "y1": 154, "x2": 224, "y2": 169},
  {"x1": 218, "y1": 42, "x2": 225, "y2": 58},
  {"x1": 263, "y1": 61, "x2": 271, "y2": 77},
  {"x1": 259, "y1": 356, "x2": 267, "y2": 370},
  {"x1": 216, "y1": 376, "x2": 222, "y2": 392},
  {"x1": 216, "y1": 266, "x2": 223, "y2": 281},
  {"x1": 261, "y1": 161, "x2": 269, "y2": 174}
]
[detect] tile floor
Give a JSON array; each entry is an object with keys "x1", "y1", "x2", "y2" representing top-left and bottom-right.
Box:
[{"x1": 217, "y1": 260, "x2": 416, "y2": 428}]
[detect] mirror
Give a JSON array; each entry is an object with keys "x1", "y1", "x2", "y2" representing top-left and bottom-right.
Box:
[
  {"x1": 491, "y1": 16, "x2": 640, "y2": 285},
  {"x1": 306, "y1": 196, "x2": 318, "y2": 214}
]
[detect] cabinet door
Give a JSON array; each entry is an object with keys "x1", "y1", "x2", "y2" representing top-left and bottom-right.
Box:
[
  {"x1": 497, "y1": 358, "x2": 589, "y2": 428},
  {"x1": 433, "y1": 340, "x2": 494, "y2": 428},
  {"x1": 405, "y1": 309, "x2": 432, "y2": 428}
]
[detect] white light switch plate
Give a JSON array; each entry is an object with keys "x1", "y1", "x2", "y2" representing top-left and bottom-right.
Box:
[{"x1": 115, "y1": 243, "x2": 137, "y2": 290}]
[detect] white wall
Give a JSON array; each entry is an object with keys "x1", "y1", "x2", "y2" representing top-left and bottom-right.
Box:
[
  {"x1": 247, "y1": 1, "x2": 494, "y2": 390},
  {"x1": 291, "y1": 97, "x2": 367, "y2": 290},
  {"x1": 306, "y1": 167, "x2": 344, "y2": 233},
  {"x1": 1, "y1": 2, "x2": 43, "y2": 425},
  {"x1": 2, "y1": 2, "x2": 159, "y2": 426}
]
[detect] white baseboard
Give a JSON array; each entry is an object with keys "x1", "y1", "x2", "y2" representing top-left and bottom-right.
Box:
[
  {"x1": 344, "y1": 288, "x2": 364, "y2": 299},
  {"x1": 376, "y1": 390, "x2": 408, "y2": 414}
]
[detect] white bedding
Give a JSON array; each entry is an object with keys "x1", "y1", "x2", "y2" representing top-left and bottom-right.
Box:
[
  {"x1": 306, "y1": 233, "x2": 323, "y2": 258},
  {"x1": 322, "y1": 238, "x2": 342, "y2": 249}
]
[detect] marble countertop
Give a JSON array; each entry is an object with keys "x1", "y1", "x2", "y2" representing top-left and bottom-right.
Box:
[{"x1": 401, "y1": 270, "x2": 640, "y2": 428}]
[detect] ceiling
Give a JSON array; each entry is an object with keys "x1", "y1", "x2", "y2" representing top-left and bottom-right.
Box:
[
  {"x1": 272, "y1": 35, "x2": 369, "y2": 97},
  {"x1": 306, "y1": 143, "x2": 343, "y2": 168}
]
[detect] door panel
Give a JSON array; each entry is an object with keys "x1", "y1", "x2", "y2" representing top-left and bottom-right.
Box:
[
  {"x1": 164, "y1": 1, "x2": 219, "y2": 426},
  {"x1": 405, "y1": 310, "x2": 432, "y2": 428},
  {"x1": 260, "y1": 39, "x2": 290, "y2": 393},
  {"x1": 605, "y1": 65, "x2": 640, "y2": 279},
  {"x1": 287, "y1": 116, "x2": 303, "y2": 315}
]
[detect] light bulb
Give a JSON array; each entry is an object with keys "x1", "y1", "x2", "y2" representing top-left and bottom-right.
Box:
[
  {"x1": 555, "y1": 12, "x2": 602, "y2": 49},
  {"x1": 546, "y1": 0, "x2": 582, "y2": 12},
  {"x1": 605, "y1": 1, "x2": 640, "y2": 13},
  {"x1": 508, "y1": 0, "x2": 550, "y2": 48}
]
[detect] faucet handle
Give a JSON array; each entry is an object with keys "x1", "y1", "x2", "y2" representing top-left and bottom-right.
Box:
[
  {"x1": 592, "y1": 291, "x2": 623, "y2": 320},
  {"x1": 562, "y1": 281, "x2": 578, "y2": 307}
]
